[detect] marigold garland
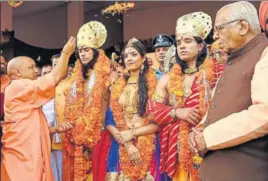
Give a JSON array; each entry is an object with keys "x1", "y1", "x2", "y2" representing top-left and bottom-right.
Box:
[
  {"x1": 63, "y1": 50, "x2": 110, "y2": 181},
  {"x1": 168, "y1": 58, "x2": 215, "y2": 181},
  {"x1": 102, "y1": 2, "x2": 135, "y2": 15},
  {"x1": 110, "y1": 69, "x2": 157, "y2": 181}
]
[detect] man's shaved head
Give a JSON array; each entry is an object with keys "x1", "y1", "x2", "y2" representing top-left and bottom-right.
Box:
[
  {"x1": 7, "y1": 56, "x2": 38, "y2": 80},
  {"x1": 7, "y1": 56, "x2": 25, "y2": 74}
]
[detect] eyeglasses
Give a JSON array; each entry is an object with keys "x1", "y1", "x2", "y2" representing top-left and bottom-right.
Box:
[{"x1": 214, "y1": 19, "x2": 240, "y2": 32}]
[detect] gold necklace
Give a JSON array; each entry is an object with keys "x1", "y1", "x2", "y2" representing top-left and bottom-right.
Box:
[
  {"x1": 127, "y1": 75, "x2": 139, "y2": 84},
  {"x1": 183, "y1": 74, "x2": 196, "y2": 98},
  {"x1": 184, "y1": 67, "x2": 198, "y2": 75}
]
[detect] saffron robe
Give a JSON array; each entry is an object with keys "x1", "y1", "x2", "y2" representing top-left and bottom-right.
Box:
[{"x1": 1, "y1": 74, "x2": 55, "y2": 181}]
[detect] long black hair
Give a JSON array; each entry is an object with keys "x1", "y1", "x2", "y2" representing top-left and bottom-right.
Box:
[
  {"x1": 75, "y1": 47, "x2": 99, "y2": 79},
  {"x1": 122, "y1": 40, "x2": 149, "y2": 116},
  {"x1": 175, "y1": 36, "x2": 208, "y2": 73}
]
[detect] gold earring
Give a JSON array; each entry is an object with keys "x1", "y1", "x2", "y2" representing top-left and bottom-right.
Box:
[
  {"x1": 140, "y1": 64, "x2": 144, "y2": 74},
  {"x1": 123, "y1": 69, "x2": 130, "y2": 76}
]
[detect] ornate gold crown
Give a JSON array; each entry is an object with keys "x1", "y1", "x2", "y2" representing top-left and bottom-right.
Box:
[
  {"x1": 176, "y1": 12, "x2": 212, "y2": 40},
  {"x1": 126, "y1": 37, "x2": 139, "y2": 48},
  {"x1": 77, "y1": 21, "x2": 107, "y2": 49}
]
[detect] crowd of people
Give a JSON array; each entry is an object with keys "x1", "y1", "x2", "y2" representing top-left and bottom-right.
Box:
[{"x1": 0, "y1": 1, "x2": 268, "y2": 181}]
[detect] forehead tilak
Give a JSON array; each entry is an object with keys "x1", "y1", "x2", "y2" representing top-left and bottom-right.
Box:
[{"x1": 176, "y1": 34, "x2": 195, "y2": 41}]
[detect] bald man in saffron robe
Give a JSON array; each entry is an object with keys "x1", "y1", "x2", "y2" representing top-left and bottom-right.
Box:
[{"x1": 1, "y1": 37, "x2": 76, "y2": 181}]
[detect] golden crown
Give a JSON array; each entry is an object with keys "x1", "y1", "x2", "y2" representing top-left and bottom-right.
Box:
[
  {"x1": 77, "y1": 21, "x2": 107, "y2": 49},
  {"x1": 176, "y1": 12, "x2": 212, "y2": 40},
  {"x1": 126, "y1": 37, "x2": 139, "y2": 48}
]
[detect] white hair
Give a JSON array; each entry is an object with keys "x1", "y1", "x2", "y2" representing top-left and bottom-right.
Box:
[{"x1": 217, "y1": 1, "x2": 261, "y2": 32}]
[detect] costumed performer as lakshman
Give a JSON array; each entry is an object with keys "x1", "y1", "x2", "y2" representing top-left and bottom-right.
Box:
[
  {"x1": 1, "y1": 37, "x2": 76, "y2": 181},
  {"x1": 62, "y1": 21, "x2": 111, "y2": 181},
  {"x1": 105, "y1": 38, "x2": 160, "y2": 181},
  {"x1": 147, "y1": 12, "x2": 223, "y2": 181}
]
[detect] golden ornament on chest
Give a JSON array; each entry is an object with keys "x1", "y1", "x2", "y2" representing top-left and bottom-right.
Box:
[
  {"x1": 183, "y1": 88, "x2": 192, "y2": 98},
  {"x1": 119, "y1": 76, "x2": 139, "y2": 120},
  {"x1": 183, "y1": 73, "x2": 197, "y2": 98}
]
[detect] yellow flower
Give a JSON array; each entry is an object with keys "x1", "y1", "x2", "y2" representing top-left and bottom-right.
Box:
[
  {"x1": 193, "y1": 155, "x2": 203, "y2": 164},
  {"x1": 175, "y1": 90, "x2": 184, "y2": 96}
]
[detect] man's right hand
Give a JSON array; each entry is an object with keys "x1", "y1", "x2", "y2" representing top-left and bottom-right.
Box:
[
  {"x1": 175, "y1": 108, "x2": 201, "y2": 125},
  {"x1": 62, "y1": 36, "x2": 76, "y2": 56}
]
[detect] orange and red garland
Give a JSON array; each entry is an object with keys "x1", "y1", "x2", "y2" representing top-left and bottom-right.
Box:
[
  {"x1": 63, "y1": 50, "x2": 110, "y2": 181},
  {"x1": 110, "y1": 69, "x2": 157, "y2": 181}
]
